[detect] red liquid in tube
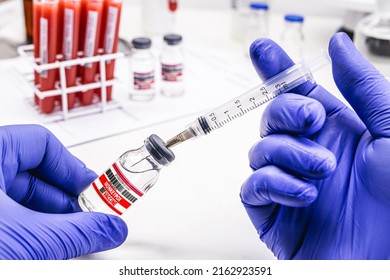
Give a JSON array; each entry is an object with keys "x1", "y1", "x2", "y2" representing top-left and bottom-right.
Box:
[
  {"x1": 57, "y1": 0, "x2": 64, "y2": 55},
  {"x1": 54, "y1": 0, "x2": 64, "y2": 105},
  {"x1": 98, "y1": 0, "x2": 122, "y2": 102},
  {"x1": 39, "y1": 0, "x2": 59, "y2": 114},
  {"x1": 60, "y1": 0, "x2": 81, "y2": 109},
  {"x1": 168, "y1": 0, "x2": 178, "y2": 12},
  {"x1": 80, "y1": 0, "x2": 103, "y2": 106},
  {"x1": 33, "y1": 0, "x2": 42, "y2": 105},
  {"x1": 78, "y1": 0, "x2": 87, "y2": 52},
  {"x1": 77, "y1": 0, "x2": 87, "y2": 79}
]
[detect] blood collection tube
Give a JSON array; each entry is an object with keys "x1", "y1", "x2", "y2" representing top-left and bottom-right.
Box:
[
  {"x1": 54, "y1": 0, "x2": 63, "y2": 106},
  {"x1": 60, "y1": 0, "x2": 81, "y2": 109},
  {"x1": 24, "y1": 0, "x2": 34, "y2": 44},
  {"x1": 76, "y1": 0, "x2": 86, "y2": 95},
  {"x1": 78, "y1": 0, "x2": 87, "y2": 49},
  {"x1": 79, "y1": 0, "x2": 104, "y2": 106},
  {"x1": 33, "y1": 0, "x2": 42, "y2": 105},
  {"x1": 57, "y1": 0, "x2": 64, "y2": 59},
  {"x1": 39, "y1": 0, "x2": 59, "y2": 114},
  {"x1": 168, "y1": 0, "x2": 178, "y2": 31},
  {"x1": 168, "y1": 0, "x2": 178, "y2": 12},
  {"x1": 97, "y1": 0, "x2": 122, "y2": 102}
]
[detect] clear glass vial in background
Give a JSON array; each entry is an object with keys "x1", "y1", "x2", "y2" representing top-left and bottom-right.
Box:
[
  {"x1": 160, "y1": 33, "x2": 185, "y2": 97},
  {"x1": 354, "y1": 0, "x2": 390, "y2": 79},
  {"x1": 129, "y1": 37, "x2": 156, "y2": 101},
  {"x1": 280, "y1": 14, "x2": 305, "y2": 60},
  {"x1": 78, "y1": 134, "x2": 175, "y2": 216},
  {"x1": 244, "y1": 2, "x2": 269, "y2": 57},
  {"x1": 231, "y1": 0, "x2": 269, "y2": 42}
]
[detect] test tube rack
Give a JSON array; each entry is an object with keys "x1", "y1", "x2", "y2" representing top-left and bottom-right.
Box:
[{"x1": 17, "y1": 44, "x2": 125, "y2": 123}]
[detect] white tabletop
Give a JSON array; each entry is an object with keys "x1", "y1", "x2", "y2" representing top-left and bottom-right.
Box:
[{"x1": 1, "y1": 0, "x2": 344, "y2": 260}]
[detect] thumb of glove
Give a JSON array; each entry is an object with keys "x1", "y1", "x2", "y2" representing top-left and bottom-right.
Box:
[{"x1": 330, "y1": 32, "x2": 390, "y2": 138}]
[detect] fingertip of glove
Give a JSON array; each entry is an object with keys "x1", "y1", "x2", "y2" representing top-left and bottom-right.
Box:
[
  {"x1": 105, "y1": 214, "x2": 129, "y2": 244},
  {"x1": 299, "y1": 185, "x2": 318, "y2": 206},
  {"x1": 328, "y1": 32, "x2": 371, "y2": 80},
  {"x1": 321, "y1": 153, "x2": 337, "y2": 177},
  {"x1": 302, "y1": 98, "x2": 327, "y2": 132},
  {"x1": 249, "y1": 38, "x2": 294, "y2": 80},
  {"x1": 261, "y1": 94, "x2": 327, "y2": 136},
  {"x1": 249, "y1": 38, "x2": 275, "y2": 59},
  {"x1": 86, "y1": 212, "x2": 129, "y2": 248},
  {"x1": 329, "y1": 32, "x2": 353, "y2": 53}
]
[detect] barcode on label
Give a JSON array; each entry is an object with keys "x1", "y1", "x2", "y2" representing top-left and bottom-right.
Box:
[{"x1": 105, "y1": 169, "x2": 138, "y2": 203}]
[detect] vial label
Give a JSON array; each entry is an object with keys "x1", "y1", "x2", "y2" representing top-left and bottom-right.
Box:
[
  {"x1": 133, "y1": 71, "x2": 155, "y2": 90},
  {"x1": 84, "y1": 10, "x2": 99, "y2": 67},
  {"x1": 161, "y1": 63, "x2": 183, "y2": 82},
  {"x1": 91, "y1": 160, "x2": 144, "y2": 215},
  {"x1": 63, "y1": 8, "x2": 74, "y2": 61},
  {"x1": 103, "y1": 6, "x2": 119, "y2": 55},
  {"x1": 39, "y1": 17, "x2": 48, "y2": 78}
]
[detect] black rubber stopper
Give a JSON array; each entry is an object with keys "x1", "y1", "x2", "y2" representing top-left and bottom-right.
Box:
[
  {"x1": 198, "y1": 116, "x2": 211, "y2": 134},
  {"x1": 163, "y1": 34, "x2": 183, "y2": 45},
  {"x1": 146, "y1": 134, "x2": 175, "y2": 165},
  {"x1": 366, "y1": 37, "x2": 390, "y2": 57},
  {"x1": 132, "y1": 37, "x2": 152, "y2": 49}
]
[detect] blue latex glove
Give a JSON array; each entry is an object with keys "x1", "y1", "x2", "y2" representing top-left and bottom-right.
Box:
[
  {"x1": 0, "y1": 124, "x2": 128, "y2": 259},
  {"x1": 240, "y1": 32, "x2": 390, "y2": 259}
]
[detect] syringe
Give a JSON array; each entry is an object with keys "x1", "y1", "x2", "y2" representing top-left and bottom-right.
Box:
[{"x1": 165, "y1": 51, "x2": 331, "y2": 148}]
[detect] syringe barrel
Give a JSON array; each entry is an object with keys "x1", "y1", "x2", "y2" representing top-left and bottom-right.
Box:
[{"x1": 187, "y1": 51, "x2": 331, "y2": 137}]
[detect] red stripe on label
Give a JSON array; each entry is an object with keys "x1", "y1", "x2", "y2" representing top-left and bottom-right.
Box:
[
  {"x1": 99, "y1": 174, "x2": 131, "y2": 209},
  {"x1": 92, "y1": 182, "x2": 122, "y2": 215},
  {"x1": 112, "y1": 163, "x2": 144, "y2": 197}
]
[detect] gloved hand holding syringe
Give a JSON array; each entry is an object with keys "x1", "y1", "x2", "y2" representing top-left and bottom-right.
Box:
[
  {"x1": 78, "y1": 50, "x2": 331, "y2": 216},
  {"x1": 165, "y1": 51, "x2": 331, "y2": 148}
]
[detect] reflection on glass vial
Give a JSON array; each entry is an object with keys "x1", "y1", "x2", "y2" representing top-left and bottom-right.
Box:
[
  {"x1": 129, "y1": 37, "x2": 156, "y2": 101},
  {"x1": 354, "y1": 0, "x2": 390, "y2": 78},
  {"x1": 281, "y1": 14, "x2": 305, "y2": 60},
  {"x1": 78, "y1": 134, "x2": 175, "y2": 216},
  {"x1": 160, "y1": 33, "x2": 185, "y2": 97},
  {"x1": 244, "y1": 2, "x2": 269, "y2": 57},
  {"x1": 231, "y1": 0, "x2": 268, "y2": 42}
]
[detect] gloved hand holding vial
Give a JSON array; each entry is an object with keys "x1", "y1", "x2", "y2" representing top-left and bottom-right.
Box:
[{"x1": 0, "y1": 125, "x2": 127, "y2": 259}]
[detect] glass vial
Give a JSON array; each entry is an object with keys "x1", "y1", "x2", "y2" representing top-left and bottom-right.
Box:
[
  {"x1": 129, "y1": 37, "x2": 155, "y2": 101},
  {"x1": 231, "y1": 0, "x2": 269, "y2": 42},
  {"x1": 280, "y1": 14, "x2": 305, "y2": 60},
  {"x1": 244, "y1": 2, "x2": 269, "y2": 57},
  {"x1": 354, "y1": 0, "x2": 390, "y2": 78},
  {"x1": 78, "y1": 134, "x2": 175, "y2": 216},
  {"x1": 230, "y1": 0, "x2": 241, "y2": 41},
  {"x1": 160, "y1": 33, "x2": 185, "y2": 97}
]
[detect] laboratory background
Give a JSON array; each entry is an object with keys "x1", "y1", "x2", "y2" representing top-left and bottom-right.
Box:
[{"x1": 0, "y1": 0, "x2": 385, "y2": 260}]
